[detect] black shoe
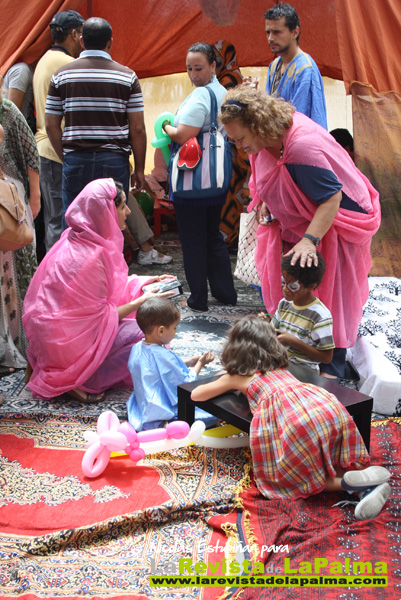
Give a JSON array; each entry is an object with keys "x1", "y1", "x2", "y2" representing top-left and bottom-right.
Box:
[
  {"x1": 344, "y1": 360, "x2": 360, "y2": 381},
  {"x1": 187, "y1": 301, "x2": 208, "y2": 312},
  {"x1": 212, "y1": 296, "x2": 237, "y2": 307}
]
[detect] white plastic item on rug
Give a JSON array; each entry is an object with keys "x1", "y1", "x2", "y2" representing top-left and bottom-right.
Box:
[
  {"x1": 348, "y1": 336, "x2": 400, "y2": 415},
  {"x1": 348, "y1": 276, "x2": 401, "y2": 415},
  {"x1": 198, "y1": 434, "x2": 249, "y2": 448}
]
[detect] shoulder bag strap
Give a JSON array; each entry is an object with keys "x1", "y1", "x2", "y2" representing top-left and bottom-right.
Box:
[
  {"x1": 204, "y1": 86, "x2": 220, "y2": 189},
  {"x1": 205, "y1": 86, "x2": 218, "y2": 132}
]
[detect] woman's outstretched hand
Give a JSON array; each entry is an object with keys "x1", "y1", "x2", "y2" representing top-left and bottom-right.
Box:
[{"x1": 284, "y1": 238, "x2": 319, "y2": 268}]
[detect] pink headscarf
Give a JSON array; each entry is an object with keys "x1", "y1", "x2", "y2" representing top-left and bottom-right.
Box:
[
  {"x1": 23, "y1": 178, "x2": 149, "y2": 398},
  {"x1": 248, "y1": 113, "x2": 381, "y2": 348}
]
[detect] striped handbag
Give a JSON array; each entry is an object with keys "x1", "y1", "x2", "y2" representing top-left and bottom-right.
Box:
[{"x1": 170, "y1": 87, "x2": 232, "y2": 199}]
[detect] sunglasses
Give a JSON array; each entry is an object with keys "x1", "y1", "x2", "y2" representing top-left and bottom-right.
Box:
[
  {"x1": 221, "y1": 100, "x2": 248, "y2": 115},
  {"x1": 281, "y1": 276, "x2": 301, "y2": 293}
]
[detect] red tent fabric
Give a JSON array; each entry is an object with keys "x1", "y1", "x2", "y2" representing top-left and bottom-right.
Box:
[
  {"x1": 95, "y1": 0, "x2": 342, "y2": 80},
  {"x1": 0, "y1": 0, "x2": 399, "y2": 275},
  {"x1": 1, "y1": 0, "x2": 86, "y2": 76},
  {"x1": 1, "y1": 0, "x2": 400, "y2": 95},
  {"x1": 1, "y1": 1, "x2": 342, "y2": 79},
  {"x1": 335, "y1": 0, "x2": 401, "y2": 95},
  {"x1": 2, "y1": 0, "x2": 400, "y2": 94}
]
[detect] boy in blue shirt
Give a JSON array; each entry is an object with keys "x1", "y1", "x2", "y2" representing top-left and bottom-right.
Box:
[{"x1": 127, "y1": 297, "x2": 214, "y2": 430}]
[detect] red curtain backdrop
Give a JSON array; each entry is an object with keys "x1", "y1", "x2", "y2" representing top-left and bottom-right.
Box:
[
  {"x1": 0, "y1": 0, "x2": 399, "y2": 275},
  {"x1": 334, "y1": 0, "x2": 401, "y2": 94},
  {"x1": 2, "y1": 0, "x2": 400, "y2": 93},
  {"x1": 334, "y1": 0, "x2": 401, "y2": 277},
  {"x1": 0, "y1": 0, "x2": 86, "y2": 76},
  {"x1": 1, "y1": 0, "x2": 341, "y2": 79}
]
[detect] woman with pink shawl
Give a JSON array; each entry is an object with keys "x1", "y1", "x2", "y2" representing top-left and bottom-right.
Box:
[
  {"x1": 23, "y1": 178, "x2": 172, "y2": 402},
  {"x1": 220, "y1": 87, "x2": 381, "y2": 378}
]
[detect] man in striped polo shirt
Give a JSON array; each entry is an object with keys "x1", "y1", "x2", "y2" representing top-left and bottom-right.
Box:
[{"x1": 46, "y1": 17, "x2": 146, "y2": 228}]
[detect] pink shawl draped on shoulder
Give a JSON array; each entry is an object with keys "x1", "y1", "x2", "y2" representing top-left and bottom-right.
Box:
[
  {"x1": 23, "y1": 179, "x2": 150, "y2": 398},
  {"x1": 248, "y1": 113, "x2": 381, "y2": 348}
]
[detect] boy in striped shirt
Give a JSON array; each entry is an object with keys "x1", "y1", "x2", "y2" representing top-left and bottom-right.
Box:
[{"x1": 272, "y1": 252, "x2": 335, "y2": 374}]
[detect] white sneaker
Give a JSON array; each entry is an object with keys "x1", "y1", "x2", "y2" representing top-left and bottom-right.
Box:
[
  {"x1": 354, "y1": 483, "x2": 391, "y2": 521},
  {"x1": 137, "y1": 248, "x2": 172, "y2": 265},
  {"x1": 342, "y1": 466, "x2": 391, "y2": 491}
]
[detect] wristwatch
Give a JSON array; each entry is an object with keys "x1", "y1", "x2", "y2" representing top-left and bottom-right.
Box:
[{"x1": 302, "y1": 233, "x2": 321, "y2": 246}]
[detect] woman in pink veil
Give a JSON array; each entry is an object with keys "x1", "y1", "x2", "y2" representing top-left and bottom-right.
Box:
[
  {"x1": 23, "y1": 178, "x2": 172, "y2": 402},
  {"x1": 220, "y1": 87, "x2": 381, "y2": 379}
]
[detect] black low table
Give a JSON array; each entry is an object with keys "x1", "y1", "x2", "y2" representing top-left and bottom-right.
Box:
[{"x1": 177, "y1": 363, "x2": 373, "y2": 451}]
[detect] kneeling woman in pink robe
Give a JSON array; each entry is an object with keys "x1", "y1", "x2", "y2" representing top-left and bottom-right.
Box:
[
  {"x1": 23, "y1": 178, "x2": 171, "y2": 403},
  {"x1": 220, "y1": 87, "x2": 381, "y2": 378}
]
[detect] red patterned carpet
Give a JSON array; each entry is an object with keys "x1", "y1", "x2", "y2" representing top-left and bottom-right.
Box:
[
  {"x1": 0, "y1": 414, "x2": 248, "y2": 600},
  {"x1": 209, "y1": 420, "x2": 401, "y2": 600},
  {"x1": 1, "y1": 414, "x2": 400, "y2": 599}
]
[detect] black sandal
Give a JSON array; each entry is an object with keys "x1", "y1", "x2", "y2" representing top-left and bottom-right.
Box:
[
  {"x1": 67, "y1": 389, "x2": 106, "y2": 404},
  {"x1": 0, "y1": 367, "x2": 15, "y2": 379}
]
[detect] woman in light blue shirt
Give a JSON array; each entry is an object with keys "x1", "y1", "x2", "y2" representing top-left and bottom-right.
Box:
[{"x1": 164, "y1": 42, "x2": 237, "y2": 312}]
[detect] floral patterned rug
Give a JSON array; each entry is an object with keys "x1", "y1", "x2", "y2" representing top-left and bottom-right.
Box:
[
  {"x1": 0, "y1": 412, "x2": 251, "y2": 599},
  {"x1": 225, "y1": 419, "x2": 401, "y2": 600},
  {"x1": 0, "y1": 233, "x2": 400, "y2": 599}
]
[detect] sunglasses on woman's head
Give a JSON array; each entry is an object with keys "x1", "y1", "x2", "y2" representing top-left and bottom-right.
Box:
[
  {"x1": 281, "y1": 276, "x2": 301, "y2": 292},
  {"x1": 221, "y1": 100, "x2": 248, "y2": 114}
]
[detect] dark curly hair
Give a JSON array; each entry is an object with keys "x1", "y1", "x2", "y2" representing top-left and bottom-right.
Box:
[
  {"x1": 264, "y1": 4, "x2": 301, "y2": 42},
  {"x1": 221, "y1": 316, "x2": 288, "y2": 376},
  {"x1": 136, "y1": 297, "x2": 180, "y2": 334},
  {"x1": 330, "y1": 128, "x2": 354, "y2": 152},
  {"x1": 281, "y1": 252, "x2": 326, "y2": 288}
]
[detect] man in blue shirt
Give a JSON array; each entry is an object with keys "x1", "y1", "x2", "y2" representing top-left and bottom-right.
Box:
[{"x1": 264, "y1": 3, "x2": 327, "y2": 129}]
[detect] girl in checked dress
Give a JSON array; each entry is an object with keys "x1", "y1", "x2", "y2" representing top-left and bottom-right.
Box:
[{"x1": 191, "y1": 316, "x2": 391, "y2": 520}]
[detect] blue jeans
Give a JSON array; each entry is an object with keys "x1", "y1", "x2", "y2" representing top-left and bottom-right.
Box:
[{"x1": 62, "y1": 151, "x2": 130, "y2": 229}]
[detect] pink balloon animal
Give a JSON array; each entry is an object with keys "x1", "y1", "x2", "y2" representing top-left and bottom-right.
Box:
[{"x1": 82, "y1": 411, "x2": 191, "y2": 478}]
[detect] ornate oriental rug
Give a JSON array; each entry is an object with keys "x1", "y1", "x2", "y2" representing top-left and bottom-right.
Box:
[
  {"x1": 209, "y1": 420, "x2": 401, "y2": 600},
  {"x1": 1, "y1": 234, "x2": 400, "y2": 598},
  {"x1": 0, "y1": 414, "x2": 250, "y2": 599}
]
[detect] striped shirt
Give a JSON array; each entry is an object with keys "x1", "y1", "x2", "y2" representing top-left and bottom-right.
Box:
[
  {"x1": 274, "y1": 297, "x2": 335, "y2": 370},
  {"x1": 46, "y1": 51, "x2": 143, "y2": 155}
]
